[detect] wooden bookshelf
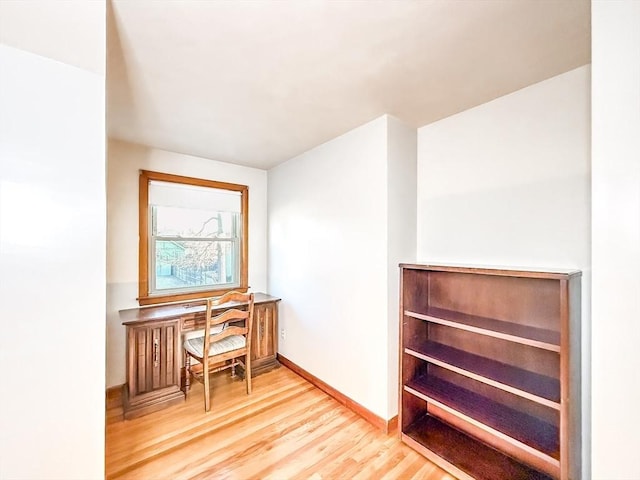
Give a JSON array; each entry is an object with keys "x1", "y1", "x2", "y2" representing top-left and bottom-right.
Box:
[{"x1": 399, "y1": 264, "x2": 581, "y2": 480}]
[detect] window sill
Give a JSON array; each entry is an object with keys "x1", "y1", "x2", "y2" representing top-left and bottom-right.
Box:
[{"x1": 138, "y1": 286, "x2": 248, "y2": 306}]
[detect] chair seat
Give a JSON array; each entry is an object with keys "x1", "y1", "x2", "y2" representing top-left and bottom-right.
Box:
[{"x1": 184, "y1": 334, "x2": 246, "y2": 358}]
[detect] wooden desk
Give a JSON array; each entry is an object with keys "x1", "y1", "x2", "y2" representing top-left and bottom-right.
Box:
[{"x1": 120, "y1": 292, "x2": 280, "y2": 419}]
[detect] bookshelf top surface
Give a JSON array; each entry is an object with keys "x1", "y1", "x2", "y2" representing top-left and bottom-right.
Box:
[{"x1": 399, "y1": 263, "x2": 581, "y2": 279}]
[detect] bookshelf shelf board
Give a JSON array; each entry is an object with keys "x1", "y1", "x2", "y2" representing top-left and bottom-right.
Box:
[
  {"x1": 404, "y1": 340, "x2": 560, "y2": 409},
  {"x1": 404, "y1": 376, "x2": 559, "y2": 464},
  {"x1": 404, "y1": 415, "x2": 554, "y2": 480},
  {"x1": 405, "y1": 307, "x2": 560, "y2": 352}
]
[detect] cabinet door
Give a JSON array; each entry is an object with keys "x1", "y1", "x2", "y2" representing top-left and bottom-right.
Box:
[
  {"x1": 127, "y1": 320, "x2": 180, "y2": 398},
  {"x1": 252, "y1": 302, "x2": 277, "y2": 362}
]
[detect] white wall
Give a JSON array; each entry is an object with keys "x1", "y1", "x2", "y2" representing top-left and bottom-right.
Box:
[
  {"x1": 269, "y1": 115, "x2": 416, "y2": 420},
  {"x1": 417, "y1": 65, "x2": 591, "y2": 474},
  {"x1": 106, "y1": 139, "x2": 268, "y2": 387},
  {"x1": 591, "y1": 2, "x2": 640, "y2": 478},
  {"x1": 386, "y1": 117, "x2": 417, "y2": 414},
  {"x1": 0, "y1": 11, "x2": 106, "y2": 480}
]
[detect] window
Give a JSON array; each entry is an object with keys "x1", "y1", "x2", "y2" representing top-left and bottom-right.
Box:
[{"x1": 139, "y1": 170, "x2": 248, "y2": 305}]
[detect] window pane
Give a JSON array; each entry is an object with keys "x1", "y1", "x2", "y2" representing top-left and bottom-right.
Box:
[
  {"x1": 149, "y1": 181, "x2": 241, "y2": 212},
  {"x1": 154, "y1": 240, "x2": 238, "y2": 291},
  {"x1": 155, "y1": 206, "x2": 238, "y2": 239}
]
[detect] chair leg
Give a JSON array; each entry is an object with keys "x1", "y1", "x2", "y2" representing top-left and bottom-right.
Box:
[
  {"x1": 184, "y1": 352, "x2": 191, "y2": 392},
  {"x1": 204, "y1": 360, "x2": 211, "y2": 412},
  {"x1": 245, "y1": 355, "x2": 252, "y2": 395}
]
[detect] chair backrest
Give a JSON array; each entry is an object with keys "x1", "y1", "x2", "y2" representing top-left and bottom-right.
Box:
[{"x1": 203, "y1": 291, "x2": 254, "y2": 358}]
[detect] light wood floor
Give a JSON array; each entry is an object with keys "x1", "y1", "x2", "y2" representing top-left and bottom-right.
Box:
[{"x1": 106, "y1": 366, "x2": 454, "y2": 480}]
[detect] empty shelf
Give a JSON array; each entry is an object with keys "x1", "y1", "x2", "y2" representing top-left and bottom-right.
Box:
[
  {"x1": 404, "y1": 375, "x2": 559, "y2": 463},
  {"x1": 405, "y1": 307, "x2": 560, "y2": 351},
  {"x1": 404, "y1": 340, "x2": 560, "y2": 409},
  {"x1": 404, "y1": 415, "x2": 554, "y2": 480}
]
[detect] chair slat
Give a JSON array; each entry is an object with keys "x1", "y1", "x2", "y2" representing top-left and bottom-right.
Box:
[{"x1": 208, "y1": 308, "x2": 249, "y2": 326}]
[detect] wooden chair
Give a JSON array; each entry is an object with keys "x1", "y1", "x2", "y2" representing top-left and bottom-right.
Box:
[{"x1": 183, "y1": 291, "x2": 254, "y2": 412}]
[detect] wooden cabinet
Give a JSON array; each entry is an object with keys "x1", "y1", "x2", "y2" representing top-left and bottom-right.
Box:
[
  {"x1": 123, "y1": 319, "x2": 183, "y2": 419},
  {"x1": 121, "y1": 293, "x2": 280, "y2": 419},
  {"x1": 251, "y1": 300, "x2": 279, "y2": 375},
  {"x1": 399, "y1": 264, "x2": 581, "y2": 480}
]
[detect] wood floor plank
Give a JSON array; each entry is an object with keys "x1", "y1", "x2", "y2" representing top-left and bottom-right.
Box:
[
  {"x1": 177, "y1": 399, "x2": 345, "y2": 479},
  {"x1": 313, "y1": 428, "x2": 401, "y2": 479},
  {"x1": 409, "y1": 461, "x2": 439, "y2": 480},
  {"x1": 354, "y1": 440, "x2": 411, "y2": 480},
  {"x1": 107, "y1": 369, "x2": 304, "y2": 446},
  {"x1": 380, "y1": 453, "x2": 430, "y2": 480},
  {"x1": 187, "y1": 404, "x2": 355, "y2": 480},
  {"x1": 410, "y1": 461, "x2": 453, "y2": 480},
  {"x1": 107, "y1": 374, "x2": 314, "y2": 474},
  {"x1": 266, "y1": 416, "x2": 374, "y2": 480},
  {"x1": 248, "y1": 413, "x2": 365, "y2": 479},
  {"x1": 117, "y1": 401, "x2": 333, "y2": 480},
  {"x1": 106, "y1": 366, "x2": 449, "y2": 480},
  {"x1": 113, "y1": 389, "x2": 332, "y2": 479}
]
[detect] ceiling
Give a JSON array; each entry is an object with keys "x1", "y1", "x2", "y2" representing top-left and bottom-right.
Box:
[{"x1": 107, "y1": 0, "x2": 590, "y2": 170}]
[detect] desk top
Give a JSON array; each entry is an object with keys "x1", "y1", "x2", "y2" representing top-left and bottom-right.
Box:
[{"x1": 120, "y1": 292, "x2": 280, "y2": 325}]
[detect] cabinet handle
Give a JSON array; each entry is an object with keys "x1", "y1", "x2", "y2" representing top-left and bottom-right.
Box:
[{"x1": 153, "y1": 338, "x2": 159, "y2": 367}]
